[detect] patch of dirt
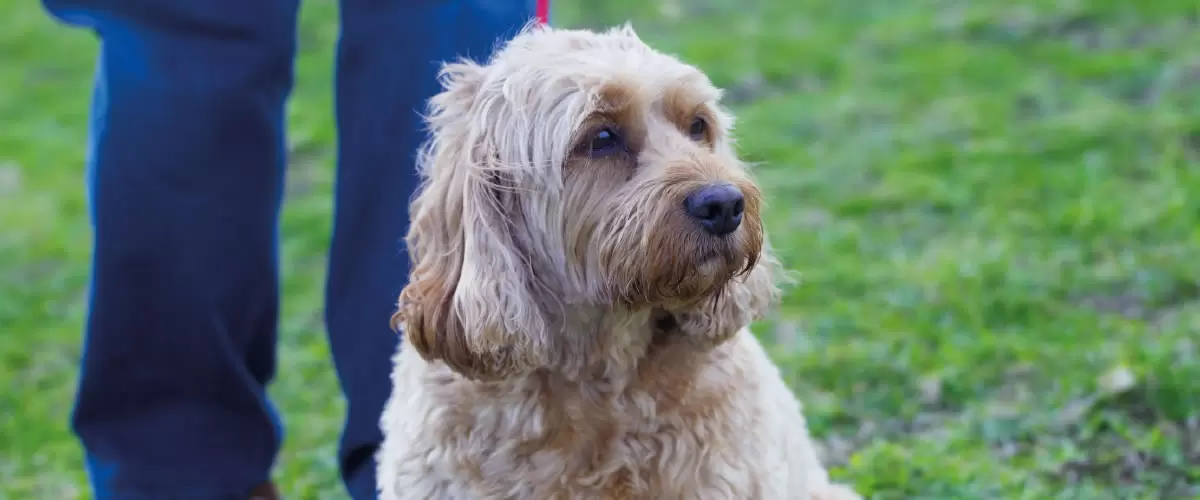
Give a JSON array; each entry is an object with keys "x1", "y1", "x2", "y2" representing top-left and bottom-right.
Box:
[
  {"x1": 1185, "y1": 128, "x2": 1200, "y2": 163},
  {"x1": 947, "y1": 7, "x2": 1196, "y2": 52},
  {"x1": 0, "y1": 161, "x2": 20, "y2": 195},
  {"x1": 1057, "y1": 416, "x2": 1199, "y2": 497},
  {"x1": 1077, "y1": 280, "x2": 1200, "y2": 323},
  {"x1": 284, "y1": 142, "x2": 329, "y2": 198},
  {"x1": 723, "y1": 72, "x2": 771, "y2": 105},
  {"x1": 819, "y1": 411, "x2": 959, "y2": 466},
  {"x1": 1079, "y1": 293, "x2": 1151, "y2": 319},
  {"x1": 721, "y1": 73, "x2": 826, "y2": 106}
]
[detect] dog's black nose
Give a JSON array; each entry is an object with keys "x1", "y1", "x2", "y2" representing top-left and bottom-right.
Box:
[{"x1": 684, "y1": 182, "x2": 744, "y2": 235}]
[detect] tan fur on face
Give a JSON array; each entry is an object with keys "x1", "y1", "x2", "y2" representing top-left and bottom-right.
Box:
[{"x1": 380, "y1": 23, "x2": 861, "y2": 499}]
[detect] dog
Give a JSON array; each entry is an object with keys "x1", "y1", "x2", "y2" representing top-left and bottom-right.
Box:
[{"x1": 376, "y1": 23, "x2": 861, "y2": 500}]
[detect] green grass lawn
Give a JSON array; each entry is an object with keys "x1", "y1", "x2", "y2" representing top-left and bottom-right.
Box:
[{"x1": 2, "y1": 0, "x2": 1198, "y2": 498}]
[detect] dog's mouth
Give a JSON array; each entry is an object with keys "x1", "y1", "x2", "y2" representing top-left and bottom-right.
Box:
[
  {"x1": 697, "y1": 249, "x2": 722, "y2": 263},
  {"x1": 694, "y1": 244, "x2": 753, "y2": 279}
]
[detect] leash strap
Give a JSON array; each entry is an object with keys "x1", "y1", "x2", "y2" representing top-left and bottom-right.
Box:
[{"x1": 536, "y1": 0, "x2": 550, "y2": 25}]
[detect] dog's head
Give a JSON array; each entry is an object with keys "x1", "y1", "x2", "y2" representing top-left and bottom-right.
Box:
[{"x1": 395, "y1": 24, "x2": 780, "y2": 380}]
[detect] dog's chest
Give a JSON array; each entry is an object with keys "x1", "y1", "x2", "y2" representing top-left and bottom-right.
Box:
[
  {"x1": 457, "y1": 377, "x2": 758, "y2": 499},
  {"x1": 480, "y1": 410, "x2": 747, "y2": 498},
  {"x1": 382, "y1": 342, "x2": 770, "y2": 499}
]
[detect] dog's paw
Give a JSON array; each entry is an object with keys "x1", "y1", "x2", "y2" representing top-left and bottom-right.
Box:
[{"x1": 809, "y1": 483, "x2": 863, "y2": 500}]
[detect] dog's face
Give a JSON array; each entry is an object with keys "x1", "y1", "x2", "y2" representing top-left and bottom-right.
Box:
[{"x1": 396, "y1": 25, "x2": 780, "y2": 380}]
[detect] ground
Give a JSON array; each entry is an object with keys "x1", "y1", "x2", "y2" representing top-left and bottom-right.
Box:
[{"x1": 1, "y1": 0, "x2": 1197, "y2": 498}]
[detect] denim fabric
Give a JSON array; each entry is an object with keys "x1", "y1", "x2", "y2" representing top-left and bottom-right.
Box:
[{"x1": 39, "y1": 0, "x2": 536, "y2": 498}]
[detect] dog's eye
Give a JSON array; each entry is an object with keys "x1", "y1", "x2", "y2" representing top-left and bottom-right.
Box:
[
  {"x1": 688, "y1": 117, "x2": 708, "y2": 141},
  {"x1": 589, "y1": 128, "x2": 623, "y2": 157}
]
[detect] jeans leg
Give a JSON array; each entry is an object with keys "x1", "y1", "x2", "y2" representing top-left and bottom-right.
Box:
[
  {"x1": 326, "y1": 1, "x2": 536, "y2": 498},
  {"x1": 42, "y1": 0, "x2": 299, "y2": 497}
]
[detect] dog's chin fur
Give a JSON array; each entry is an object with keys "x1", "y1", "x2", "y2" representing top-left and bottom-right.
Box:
[{"x1": 378, "y1": 23, "x2": 861, "y2": 500}]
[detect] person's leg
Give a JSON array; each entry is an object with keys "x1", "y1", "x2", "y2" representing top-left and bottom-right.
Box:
[
  {"x1": 41, "y1": 0, "x2": 299, "y2": 497},
  {"x1": 326, "y1": 0, "x2": 538, "y2": 498}
]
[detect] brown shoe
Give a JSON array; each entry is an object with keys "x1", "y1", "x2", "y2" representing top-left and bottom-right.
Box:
[{"x1": 248, "y1": 482, "x2": 280, "y2": 500}]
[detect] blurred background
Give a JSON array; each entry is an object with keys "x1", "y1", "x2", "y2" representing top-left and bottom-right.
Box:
[{"x1": 2, "y1": 0, "x2": 1198, "y2": 498}]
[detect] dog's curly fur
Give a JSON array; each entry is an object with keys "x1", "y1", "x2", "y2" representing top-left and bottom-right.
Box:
[{"x1": 377, "y1": 23, "x2": 861, "y2": 500}]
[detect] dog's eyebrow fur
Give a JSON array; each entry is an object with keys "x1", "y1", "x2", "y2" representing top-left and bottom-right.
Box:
[
  {"x1": 565, "y1": 80, "x2": 648, "y2": 152},
  {"x1": 659, "y1": 82, "x2": 720, "y2": 125},
  {"x1": 594, "y1": 79, "x2": 639, "y2": 112}
]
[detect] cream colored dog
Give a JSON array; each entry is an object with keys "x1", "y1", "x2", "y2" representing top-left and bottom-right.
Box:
[{"x1": 377, "y1": 23, "x2": 861, "y2": 500}]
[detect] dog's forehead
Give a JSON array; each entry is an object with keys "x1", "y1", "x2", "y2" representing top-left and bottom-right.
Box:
[
  {"x1": 568, "y1": 55, "x2": 721, "y2": 116},
  {"x1": 592, "y1": 74, "x2": 718, "y2": 111},
  {"x1": 501, "y1": 26, "x2": 721, "y2": 104}
]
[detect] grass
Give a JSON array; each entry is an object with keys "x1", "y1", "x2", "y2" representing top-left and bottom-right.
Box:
[{"x1": 2, "y1": 0, "x2": 1198, "y2": 498}]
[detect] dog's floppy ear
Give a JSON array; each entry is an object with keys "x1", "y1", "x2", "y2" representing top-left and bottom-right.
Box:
[{"x1": 392, "y1": 60, "x2": 549, "y2": 381}]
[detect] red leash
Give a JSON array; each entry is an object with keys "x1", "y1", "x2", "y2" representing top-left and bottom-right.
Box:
[{"x1": 536, "y1": 0, "x2": 550, "y2": 25}]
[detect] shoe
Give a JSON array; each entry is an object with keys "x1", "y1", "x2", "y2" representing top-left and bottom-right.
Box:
[{"x1": 248, "y1": 482, "x2": 280, "y2": 500}]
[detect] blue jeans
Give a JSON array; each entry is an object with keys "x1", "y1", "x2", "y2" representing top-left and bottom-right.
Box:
[{"x1": 40, "y1": 0, "x2": 536, "y2": 498}]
